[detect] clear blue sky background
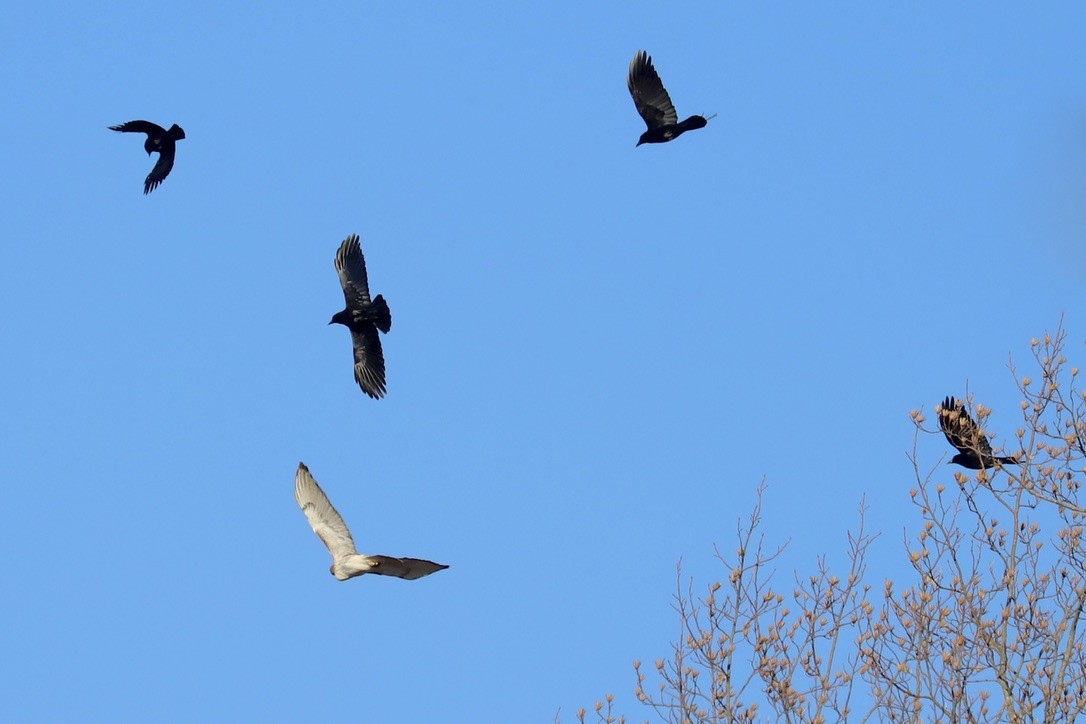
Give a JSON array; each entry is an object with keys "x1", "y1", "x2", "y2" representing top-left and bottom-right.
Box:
[{"x1": 4, "y1": 3, "x2": 1086, "y2": 721}]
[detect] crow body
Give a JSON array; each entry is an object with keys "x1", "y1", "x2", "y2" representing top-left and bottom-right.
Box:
[
  {"x1": 627, "y1": 51, "x2": 713, "y2": 146},
  {"x1": 938, "y1": 396, "x2": 1020, "y2": 470},
  {"x1": 330, "y1": 234, "x2": 391, "y2": 399},
  {"x1": 109, "y1": 120, "x2": 185, "y2": 194}
]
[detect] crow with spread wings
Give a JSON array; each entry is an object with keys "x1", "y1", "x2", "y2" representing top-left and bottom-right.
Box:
[
  {"x1": 938, "y1": 396, "x2": 1020, "y2": 470},
  {"x1": 329, "y1": 234, "x2": 392, "y2": 399},
  {"x1": 109, "y1": 120, "x2": 185, "y2": 194},
  {"x1": 627, "y1": 50, "x2": 714, "y2": 146}
]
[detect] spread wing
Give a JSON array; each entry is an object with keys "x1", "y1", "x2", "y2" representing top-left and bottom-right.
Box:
[
  {"x1": 365, "y1": 555, "x2": 449, "y2": 580},
  {"x1": 144, "y1": 146, "x2": 175, "y2": 194},
  {"x1": 108, "y1": 120, "x2": 167, "y2": 136},
  {"x1": 294, "y1": 463, "x2": 357, "y2": 562},
  {"x1": 938, "y1": 396, "x2": 995, "y2": 456},
  {"x1": 351, "y1": 325, "x2": 387, "y2": 399},
  {"x1": 628, "y1": 51, "x2": 678, "y2": 130},
  {"x1": 335, "y1": 234, "x2": 372, "y2": 307}
]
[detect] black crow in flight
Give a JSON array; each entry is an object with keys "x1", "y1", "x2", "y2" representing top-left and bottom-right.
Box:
[
  {"x1": 627, "y1": 50, "x2": 714, "y2": 146},
  {"x1": 109, "y1": 120, "x2": 186, "y2": 194},
  {"x1": 330, "y1": 234, "x2": 391, "y2": 399},
  {"x1": 938, "y1": 396, "x2": 1020, "y2": 470}
]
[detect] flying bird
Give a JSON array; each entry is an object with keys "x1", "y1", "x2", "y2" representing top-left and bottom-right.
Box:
[
  {"x1": 108, "y1": 120, "x2": 186, "y2": 194},
  {"x1": 329, "y1": 234, "x2": 391, "y2": 399},
  {"x1": 938, "y1": 396, "x2": 1020, "y2": 470},
  {"x1": 627, "y1": 50, "x2": 714, "y2": 146},
  {"x1": 294, "y1": 462, "x2": 448, "y2": 581}
]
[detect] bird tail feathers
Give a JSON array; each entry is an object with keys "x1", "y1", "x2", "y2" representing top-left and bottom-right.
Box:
[
  {"x1": 371, "y1": 295, "x2": 392, "y2": 333},
  {"x1": 677, "y1": 115, "x2": 710, "y2": 132}
]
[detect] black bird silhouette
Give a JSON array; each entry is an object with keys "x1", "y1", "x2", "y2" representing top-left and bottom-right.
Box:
[
  {"x1": 330, "y1": 234, "x2": 391, "y2": 399},
  {"x1": 627, "y1": 50, "x2": 714, "y2": 146},
  {"x1": 938, "y1": 396, "x2": 1020, "y2": 470},
  {"x1": 108, "y1": 120, "x2": 185, "y2": 194}
]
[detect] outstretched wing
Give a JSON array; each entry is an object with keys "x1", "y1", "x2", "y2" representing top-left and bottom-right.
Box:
[
  {"x1": 351, "y1": 325, "x2": 387, "y2": 399},
  {"x1": 938, "y1": 396, "x2": 995, "y2": 456},
  {"x1": 627, "y1": 51, "x2": 678, "y2": 130},
  {"x1": 109, "y1": 120, "x2": 168, "y2": 136},
  {"x1": 144, "y1": 146, "x2": 175, "y2": 194},
  {"x1": 294, "y1": 463, "x2": 357, "y2": 561},
  {"x1": 335, "y1": 234, "x2": 372, "y2": 307},
  {"x1": 365, "y1": 555, "x2": 449, "y2": 580}
]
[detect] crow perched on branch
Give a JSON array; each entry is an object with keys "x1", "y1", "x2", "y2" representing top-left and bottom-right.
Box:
[
  {"x1": 938, "y1": 396, "x2": 1020, "y2": 470},
  {"x1": 627, "y1": 50, "x2": 714, "y2": 146},
  {"x1": 329, "y1": 234, "x2": 391, "y2": 399},
  {"x1": 108, "y1": 120, "x2": 185, "y2": 194}
]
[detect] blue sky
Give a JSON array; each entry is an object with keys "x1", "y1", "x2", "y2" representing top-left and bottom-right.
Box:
[{"x1": 4, "y1": 3, "x2": 1086, "y2": 721}]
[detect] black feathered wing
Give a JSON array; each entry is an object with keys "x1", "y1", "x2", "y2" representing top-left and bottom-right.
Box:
[
  {"x1": 108, "y1": 120, "x2": 168, "y2": 136},
  {"x1": 938, "y1": 396, "x2": 997, "y2": 457},
  {"x1": 351, "y1": 325, "x2": 387, "y2": 399},
  {"x1": 628, "y1": 51, "x2": 679, "y2": 130},
  {"x1": 144, "y1": 147, "x2": 175, "y2": 194},
  {"x1": 334, "y1": 234, "x2": 372, "y2": 307}
]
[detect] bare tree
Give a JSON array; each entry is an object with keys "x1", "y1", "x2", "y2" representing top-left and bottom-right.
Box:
[{"x1": 571, "y1": 322, "x2": 1086, "y2": 723}]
